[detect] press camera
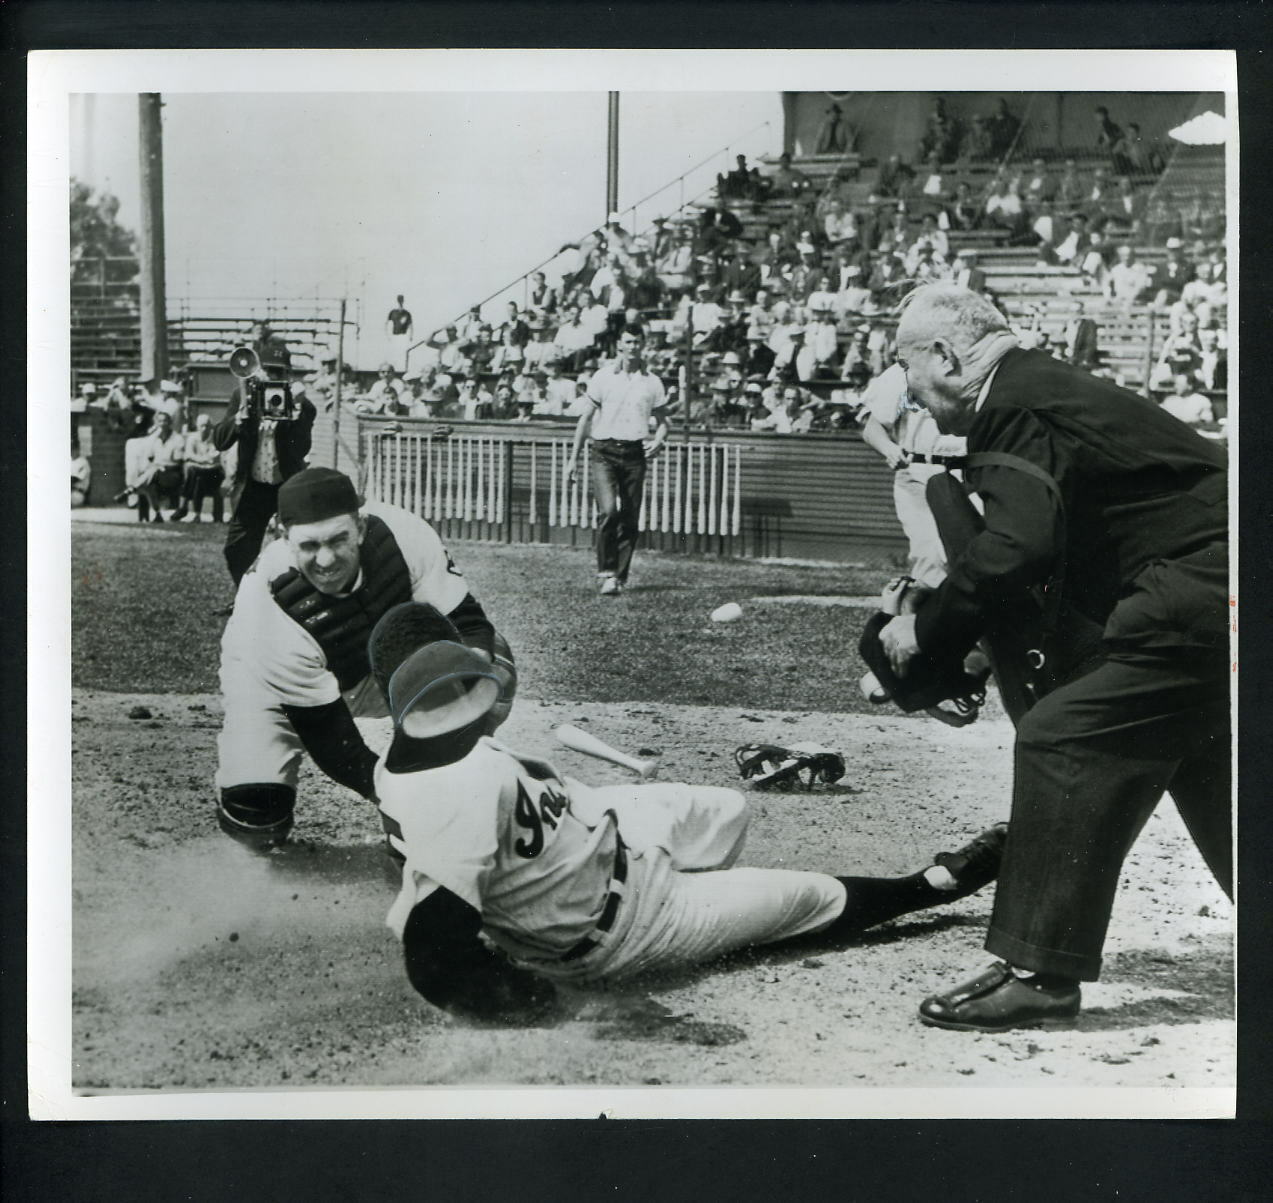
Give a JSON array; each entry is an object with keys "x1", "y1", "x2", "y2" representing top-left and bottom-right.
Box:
[{"x1": 228, "y1": 345, "x2": 300, "y2": 421}]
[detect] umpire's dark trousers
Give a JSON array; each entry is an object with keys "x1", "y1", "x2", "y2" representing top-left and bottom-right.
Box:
[
  {"x1": 591, "y1": 439, "x2": 648, "y2": 584},
  {"x1": 986, "y1": 574, "x2": 1231, "y2": 981},
  {"x1": 224, "y1": 479, "x2": 280, "y2": 586}
]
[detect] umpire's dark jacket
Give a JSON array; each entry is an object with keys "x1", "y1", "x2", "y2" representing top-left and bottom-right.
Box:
[
  {"x1": 915, "y1": 347, "x2": 1227, "y2": 668},
  {"x1": 213, "y1": 384, "x2": 317, "y2": 504}
]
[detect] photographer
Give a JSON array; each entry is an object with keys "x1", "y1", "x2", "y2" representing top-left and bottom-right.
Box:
[{"x1": 213, "y1": 342, "x2": 316, "y2": 597}]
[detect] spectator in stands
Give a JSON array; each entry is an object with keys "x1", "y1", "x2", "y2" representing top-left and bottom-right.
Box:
[
  {"x1": 768, "y1": 151, "x2": 812, "y2": 198},
  {"x1": 1123, "y1": 122, "x2": 1164, "y2": 176},
  {"x1": 465, "y1": 324, "x2": 498, "y2": 376},
  {"x1": 1195, "y1": 327, "x2": 1227, "y2": 394},
  {"x1": 1093, "y1": 105, "x2": 1124, "y2": 158},
  {"x1": 769, "y1": 325, "x2": 815, "y2": 384},
  {"x1": 581, "y1": 292, "x2": 612, "y2": 347},
  {"x1": 910, "y1": 243, "x2": 949, "y2": 285},
  {"x1": 838, "y1": 263, "x2": 874, "y2": 316},
  {"x1": 1105, "y1": 176, "x2": 1145, "y2": 236},
  {"x1": 1024, "y1": 158, "x2": 1059, "y2": 207},
  {"x1": 876, "y1": 153, "x2": 914, "y2": 199},
  {"x1": 815, "y1": 102, "x2": 853, "y2": 155},
  {"x1": 430, "y1": 325, "x2": 471, "y2": 378},
  {"x1": 71, "y1": 439, "x2": 91, "y2": 508},
  {"x1": 947, "y1": 181, "x2": 980, "y2": 232},
  {"x1": 719, "y1": 153, "x2": 754, "y2": 200},
  {"x1": 1030, "y1": 200, "x2": 1059, "y2": 263},
  {"x1": 906, "y1": 213, "x2": 950, "y2": 270},
  {"x1": 987, "y1": 97, "x2": 1022, "y2": 158},
  {"x1": 743, "y1": 381, "x2": 772, "y2": 430},
  {"x1": 1084, "y1": 166, "x2": 1112, "y2": 217},
  {"x1": 808, "y1": 308, "x2": 841, "y2": 376},
  {"x1": 1149, "y1": 238, "x2": 1196, "y2": 307},
  {"x1": 867, "y1": 250, "x2": 910, "y2": 309},
  {"x1": 132, "y1": 408, "x2": 185, "y2": 522},
  {"x1": 961, "y1": 114, "x2": 993, "y2": 162},
  {"x1": 644, "y1": 328, "x2": 680, "y2": 379},
  {"x1": 684, "y1": 280, "x2": 724, "y2": 347},
  {"x1": 697, "y1": 204, "x2": 744, "y2": 268},
  {"x1": 542, "y1": 361, "x2": 577, "y2": 414},
  {"x1": 719, "y1": 247, "x2": 761, "y2": 300},
  {"x1": 626, "y1": 253, "x2": 666, "y2": 312},
  {"x1": 385, "y1": 295, "x2": 413, "y2": 368},
  {"x1": 172, "y1": 413, "x2": 226, "y2": 523},
  {"x1": 553, "y1": 305, "x2": 596, "y2": 373},
  {"x1": 1104, "y1": 244, "x2": 1151, "y2": 306},
  {"x1": 455, "y1": 305, "x2": 485, "y2": 345},
  {"x1": 822, "y1": 197, "x2": 858, "y2": 248},
  {"x1": 496, "y1": 300, "x2": 530, "y2": 360},
  {"x1": 656, "y1": 225, "x2": 696, "y2": 293},
  {"x1": 365, "y1": 363, "x2": 406, "y2": 412},
  {"x1": 806, "y1": 273, "x2": 839, "y2": 318},
  {"x1": 456, "y1": 377, "x2": 493, "y2": 421},
  {"x1": 1159, "y1": 372, "x2": 1214, "y2": 428},
  {"x1": 1054, "y1": 159, "x2": 1083, "y2": 211},
  {"x1": 1079, "y1": 229, "x2": 1113, "y2": 288},
  {"x1": 1059, "y1": 300, "x2": 1101, "y2": 371},
  {"x1": 984, "y1": 172, "x2": 1027, "y2": 238},
  {"x1": 1053, "y1": 211, "x2": 1094, "y2": 267},
  {"x1": 786, "y1": 244, "x2": 822, "y2": 305},
  {"x1": 526, "y1": 271, "x2": 558, "y2": 317},
  {"x1": 1174, "y1": 261, "x2": 1225, "y2": 333},
  {"x1": 839, "y1": 323, "x2": 876, "y2": 387},
  {"x1": 521, "y1": 315, "x2": 558, "y2": 373},
  {"x1": 1151, "y1": 311, "x2": 1204, "y2": 389}
]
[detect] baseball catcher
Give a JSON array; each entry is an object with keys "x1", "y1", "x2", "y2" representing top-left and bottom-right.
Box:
[
  {"x1": 214, "y1": 467, "x2": 515, "y2": 850},
  {"x1": 368, "y1": 601, "x2": 1007, "y2": 1023}
]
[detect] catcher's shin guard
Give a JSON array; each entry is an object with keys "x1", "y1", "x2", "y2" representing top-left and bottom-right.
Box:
[{"x1": 218, "y1": 783, "x2": 296, "y2": 851}]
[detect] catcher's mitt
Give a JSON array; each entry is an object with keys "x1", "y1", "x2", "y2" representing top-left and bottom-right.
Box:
[{"x1": 734, "y1": 742, "x2": 846, "y2": 790}]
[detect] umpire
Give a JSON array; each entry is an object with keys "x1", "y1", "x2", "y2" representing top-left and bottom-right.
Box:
[
  {"x1": 213, "y1": 334, "x2": 316, "y2": 595},
  {"x1": 881, "y1": 283, "x2": 1229, "y2": 1032}
]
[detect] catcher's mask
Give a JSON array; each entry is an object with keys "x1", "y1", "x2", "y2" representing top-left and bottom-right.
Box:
[
  {"x1": 371, "y1": 603, "x2": 502, "y2": 769},
  {"x1": 857, "y1": 611, "x2": 988, "y2": 716},
  {"x1": 735, "y1": 743, "x2": 846, "y2": 790}
]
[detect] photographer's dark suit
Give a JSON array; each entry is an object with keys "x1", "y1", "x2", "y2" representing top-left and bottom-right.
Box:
[
  {"x1": 914, "y1": 348, "x2": 1229, "y2": 981},
  {"x1": 214, "y1": 384, "x2": 317, "y2": 585}
]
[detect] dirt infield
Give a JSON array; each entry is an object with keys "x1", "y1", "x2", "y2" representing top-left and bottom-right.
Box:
[{"x1": 67, "y1": 522, "x2": 1234, "y2": 1102}]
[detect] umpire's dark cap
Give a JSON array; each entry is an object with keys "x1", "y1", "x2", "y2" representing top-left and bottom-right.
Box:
[
  {"x1": 858, "y1": 612, "x2": 985, "y2": 713},
  {"x1": 277, "y1": 467, "x2": 363, "y2": 527}
]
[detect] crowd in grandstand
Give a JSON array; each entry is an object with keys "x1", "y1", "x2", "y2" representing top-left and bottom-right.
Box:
[{"x1": 308, "y1": 97, "x2": 1224, "y2": 439}]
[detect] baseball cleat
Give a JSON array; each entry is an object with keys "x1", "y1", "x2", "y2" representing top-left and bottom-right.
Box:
[
  {"x1": 931, "y1": 822, "x2": 1008, "y2": 899},
  {"x1": 918, "y1": 961, "x2": 1081, "y2": 1032},
  {"x1": 599, "y1": 575, "x2": 622, "y2": 596}
]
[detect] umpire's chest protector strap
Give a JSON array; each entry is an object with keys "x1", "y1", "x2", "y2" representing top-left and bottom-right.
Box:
[
  {"x1": 962, "y1": 452, "x2": 1068, "y2": 631},
  {"x1": 270, "y1": 514, "x2": 414, "y2": 691}
]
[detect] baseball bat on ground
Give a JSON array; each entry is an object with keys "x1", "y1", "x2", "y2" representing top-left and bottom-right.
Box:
[{"x1": 553, "y1": 724, "x2": 660, "y2": 780}]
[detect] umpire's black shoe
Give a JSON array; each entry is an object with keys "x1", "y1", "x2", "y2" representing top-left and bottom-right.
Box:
[
  {"x1": 931, "y1": 822, "x2": 1009, "y2": 900},
  {"x1": 918, "y1": 961, "x2": 1081, "y2": 1032}
]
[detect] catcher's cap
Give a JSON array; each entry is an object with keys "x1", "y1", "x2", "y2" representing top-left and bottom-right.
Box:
[
  {"x1": 277, "y1": 467, "x2": 362, "y2": 527},
  {"x1": 857, "y1": 611, "x2": 985, "y2": 713}
]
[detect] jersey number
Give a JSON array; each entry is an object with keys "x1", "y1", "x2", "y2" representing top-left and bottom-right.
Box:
[{"x1": 512, "y1": 779, "x2": 569, "y2": 859}]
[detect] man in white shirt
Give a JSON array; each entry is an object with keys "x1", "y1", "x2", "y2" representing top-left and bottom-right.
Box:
[
  {"x1": 564, "y1": 325, "x2": 669, "y2": 595},
  {"x1": 1103, "y1": 244, "x2": 1151, "y2": 306},
  {"x1": 172, "y1": 412, "x2": 227, "y2": 523},
  {"x1": 1159, "y1": 373, "x2": 1214, "y2": 428}
]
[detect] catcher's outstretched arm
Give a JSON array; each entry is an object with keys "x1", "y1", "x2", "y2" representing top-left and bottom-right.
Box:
[
  {"x1": 282, "y1": 700, "x2": 379, "y2": 800},
  {"x1": 402, "y1": 889, "x2": 558, "y2": 1023}
]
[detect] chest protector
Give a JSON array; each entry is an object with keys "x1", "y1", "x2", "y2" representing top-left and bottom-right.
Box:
[{"x1": 271, "y1": 514, "x2": 414, "y2": 691}]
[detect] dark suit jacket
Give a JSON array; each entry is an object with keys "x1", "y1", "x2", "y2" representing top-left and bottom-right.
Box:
[
  {"x1": 915, "y1": 349, "x2": 1227, "y2": 663},
  {"x1": 1062, "y1": 316, "x2": 1100, "y2": 369},
  {"x1": 214, "y1": 383, "x2": 316, "y2": 494}
]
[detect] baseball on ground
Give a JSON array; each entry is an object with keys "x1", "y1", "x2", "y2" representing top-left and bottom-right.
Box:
[{"x1": 710, "y1": 602, "x2": 744, "y2": 623}]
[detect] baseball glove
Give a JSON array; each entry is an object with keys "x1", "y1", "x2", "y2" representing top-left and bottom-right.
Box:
[{"x1": 734, "y1": 742, "x2": 846, "y2": 790}]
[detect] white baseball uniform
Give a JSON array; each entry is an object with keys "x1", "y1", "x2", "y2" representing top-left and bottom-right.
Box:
[
  {"x1": 863, "y1": 363, "x2": 967, "y2": 589},
  {"x1": 216, "y1": 498, "x2": 471, "y2": 793},
  {"x1": 376, "y1": 737, "x2": 846, "y2": 984}
]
